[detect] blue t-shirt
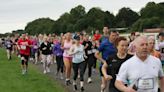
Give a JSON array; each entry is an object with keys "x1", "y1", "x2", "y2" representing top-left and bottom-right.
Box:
[{"x1": 98, "y1": 39, "x2": 117, "y2": 61}]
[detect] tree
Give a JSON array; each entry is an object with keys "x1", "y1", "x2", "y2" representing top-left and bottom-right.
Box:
[
  {"x1": 115, "y1": 7, "x2": 139, "y2": 27},
  {"x1": 25, "y1": 18, "x2": 55, "y2": 35}
]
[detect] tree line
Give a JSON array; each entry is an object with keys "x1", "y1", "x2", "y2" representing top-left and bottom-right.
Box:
[{"x1": 2, "y1": 2, "x2": 164, "y2": 37}]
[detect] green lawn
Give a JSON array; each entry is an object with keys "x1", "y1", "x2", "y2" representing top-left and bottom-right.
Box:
[{"x1": 0, "y1": 48, "x2": 65, "y2": 92}]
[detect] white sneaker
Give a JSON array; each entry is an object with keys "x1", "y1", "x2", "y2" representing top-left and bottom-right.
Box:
[
  {"x1": 43, "y1": 70, "x2": 47, "y2": 74},
  {"x1": 22, "y1": 70, "x2": 25, "y2": 75},
  {"x1": 46, "y1": 67, "x2": 50, "y2": 73},
  {"x1": 87, "y1": 78, "x2": 92, "y2": 83},
  {"x1": 54, "y1": 60, "x2": 56, "y2": 64},
  {"x1": 60, "y1": 73, "x2": 64, "y2": 79}
]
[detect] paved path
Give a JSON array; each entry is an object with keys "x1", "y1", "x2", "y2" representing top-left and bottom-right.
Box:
[{"x1": 33, "y1": 62, "x2": 107, "y2": 92}]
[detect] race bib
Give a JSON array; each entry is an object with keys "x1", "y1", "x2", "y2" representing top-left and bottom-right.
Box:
[
  {"x1": 87, "y1": 50, "x2": 92, "y2": 54},
  {"x1": 34, "y1": 46, "x2": 38, "y2": 49},
  {"x1": 92, "y1": 49, "x2": 97, "y2": 53},
  {"x1": 51, "y1": 44, "x2": 54, "y2": 47},
  {"x1": 138, "y1": 78, "x2": 154, "y2": 90},
  {"x1": 21, "y1": 45, "x2": 26, "y2": 50},
  {"x1": 7, "y1": 45, "x2": 11, "y2": 48},
  {"x1": 75, "y1": 54, "x2": 84, "y2": 60}
]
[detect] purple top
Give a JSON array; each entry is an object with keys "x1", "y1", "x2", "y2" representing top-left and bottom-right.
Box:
[
  {"x1": 53, "y1": 42, "x2": 63, "y2": 56},
  {"x1": 31, "y1": 39, "x2": 39, "y2": 53}
]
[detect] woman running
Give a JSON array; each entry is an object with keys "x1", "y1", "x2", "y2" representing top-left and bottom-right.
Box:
[
  {"x1": 147, "y1": 36, "x2": 161, "y2": 58},
  {"x1": 40, "y1": 36, "x2": 53, "y2": 74},
  {"x1": 62, "y1": 32, "x2": 73, "y2": 85},
  {"x1": 53, "y1": 37, "x2": 64, "y2": 79},
  {"x1": 69, "y1": 35, "x2": 86, "y2": 91},
  {"x1": 102, "y1": 37, "x2": 132, "y2": 92}
]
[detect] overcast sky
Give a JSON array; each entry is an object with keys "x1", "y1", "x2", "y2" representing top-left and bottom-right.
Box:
[{"x1": 0, "y1": 0, "x2": 163, "y2": 34}]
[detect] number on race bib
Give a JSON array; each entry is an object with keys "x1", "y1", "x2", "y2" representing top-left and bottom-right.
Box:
[
  {"x1": 138, "y1": 78, "x2": 154, "y2": 90},
  {"x1": 21, "y1": 45, "x2": 26, "y2": 50}
]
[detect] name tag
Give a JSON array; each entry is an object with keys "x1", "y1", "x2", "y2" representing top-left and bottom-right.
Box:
[
  {"x1": 138, "y1": 78, "x2": 154, "y2": 90},
  {"x1": 87, "y1": 50, "x2": 92, "y2": 54},
  {"x1": 21, "y1": 45, "x2": 26, "y2": 50}
]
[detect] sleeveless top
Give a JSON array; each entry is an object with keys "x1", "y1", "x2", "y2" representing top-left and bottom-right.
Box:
[{"x1": 63, "y1": 40, "x2": 72, "y2": 57}]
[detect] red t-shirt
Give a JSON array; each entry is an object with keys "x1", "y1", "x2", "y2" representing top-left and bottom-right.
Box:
[
  {"x1": 94, "y1": 34, "x2": 101, "y2": 41},
  {"x1": 18, "y1": 38, "x2": 32, "y2": 56}
]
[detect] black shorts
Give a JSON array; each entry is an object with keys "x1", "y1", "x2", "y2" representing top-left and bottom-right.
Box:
[{"x1": 21, "y1": 54, "x2": 29, "y2": 65}]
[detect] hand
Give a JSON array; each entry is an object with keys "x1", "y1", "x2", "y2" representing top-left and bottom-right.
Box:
[
  {"x1": 84, "y1": 55, "x2": 88, "y2": 59},
  {"x1": 86, "y1": 43, "x2": 89, "y2": 46},
  {"x1": 124, "y1": 87, "x2": 137, "y2": 92},
  {"x1": 43, "y1": 47, "x2": 46, "y2": 50},
  {"x1": 104, "y1": 75, "x2": 113, "y2": 80}
]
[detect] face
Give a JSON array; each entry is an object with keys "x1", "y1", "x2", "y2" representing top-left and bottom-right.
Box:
[
  {"x1": 135, "y1": 38, "x2": 148, "y2": 58},
  {"x1": 21, "y1": 34, "x2": 26, "y2": 39},
  {"x1": 159, "y1": 36, "x2": 164, "y2": 41},
  {"x1": 84, "y1": 35, "x2": 89, "y2": 41},
  {"x1": 43, "y1": 37, "x2": 48, "y2": 42},
  {"x1": 75, "y1": 39, "x2": 80, "y2": 44},
  {"x1": 95, "y1": 30, "x2": 99, "y2": 34},
  {"x1": 66, "y1": 33, "x2": 72, "y2": 40},
  {"x1": 147, "y1": 39, "x2": 155, "y2": 50},
  {"x1": 117, "y1": 40, "x2": 128, "y2": 54},
  {"x1": 103, "y1": 27, "x2": 109, "y2": 34},
  {"x1": 109, "y1": 32, "x2": 117, "y2": 43}
]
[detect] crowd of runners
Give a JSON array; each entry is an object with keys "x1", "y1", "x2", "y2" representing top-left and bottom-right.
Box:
[{"x1": 0, "y1": 26, "x2": 164, "y2": 92}]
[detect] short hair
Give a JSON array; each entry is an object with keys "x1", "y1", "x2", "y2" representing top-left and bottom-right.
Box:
[
  {"x1": 148, "y1": 36, "x2": 155, "y2": 41},
  {"x1": 134, "y1": 36, "x2": 148, "y2": 46},
  {"x1": 115, "y1": 36, "x2": 127, "y2": 47},
  {"x1": 109, "y1": 30, "x2": 118, "y2": 35}
]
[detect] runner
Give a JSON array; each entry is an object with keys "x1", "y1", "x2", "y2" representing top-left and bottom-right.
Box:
[
  {"x1": 31, "y1": 36, "x2": 39, "y2": 64},
  {"x1": 82, "y1": 34, "x2": 95, "y2": 83},
  {"x1": 53, "y1": 37, "x2": 64, "y2": 79},
  {"x1": 62, "y1": 32, "x2": 73, "y2": 85},
  {"x1": 147, "y1": 36, "x2": 161, "y2": 58},
  {"x1": 17, "y1": 34, "x2": 32, "y2": 75},
  {"x1": 95, "y1": 31, "x2": 117, "y2": 92},
  {"x1": 102, "y1": 36, "x2": 132, "y2": 92},
  {"x1": 69, "y1": 35, "x2": 86, "y2": 91},
  {"x1": 156, "y1": 32, "x2": 164, "y2": 66},
  {"x1": 5, "y1": 37, "x2": 13, "y2": 60},
  {"x1": 40, "y1": 36, "x2": 53, "y2": 74},
  {"x1": 115, "y1": 36, "x2": 164, "y2": 92}
]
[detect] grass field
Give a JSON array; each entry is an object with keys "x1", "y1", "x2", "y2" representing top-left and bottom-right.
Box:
[{"x1": 0, "y1": 48, "x2": 65, "y2": 92}]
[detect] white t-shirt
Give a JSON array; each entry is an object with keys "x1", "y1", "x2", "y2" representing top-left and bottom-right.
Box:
[
  {"x1": 116, "y1": 55, "x2": 164, "y2": 92},
  {"x1": 71, "y1": 44, "x2": 85, "y2": 63}
]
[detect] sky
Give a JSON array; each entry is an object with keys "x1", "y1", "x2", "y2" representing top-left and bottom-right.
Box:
[{"x1": 0, "y1": 0, "x2": 163, "y2": 34}]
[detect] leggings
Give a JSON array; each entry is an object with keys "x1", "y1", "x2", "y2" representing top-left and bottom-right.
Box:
[
  {"x1": 73, "y1": 61, "x2": 85, "y2": 81},
  {"x1": 85, "y1": 55, "x2": 95, "y2": 77},
  {"x1": 56, "y1": 55, "x2": 64, "y2": 73}
]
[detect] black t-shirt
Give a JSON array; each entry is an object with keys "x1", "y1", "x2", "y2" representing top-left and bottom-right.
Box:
[
  {"x1": 82, "y1": 41, "x2": 93, "y2": 56},
  {"x1": 40, "y1": 42, "x2": 52, "y2": 55},
  {"x1": 106, "y1": 54, "x2": 132, "y2": 91}
]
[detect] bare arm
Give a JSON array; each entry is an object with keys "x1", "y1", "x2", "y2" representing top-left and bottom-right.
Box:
[
  {"x1": 102, "y1": 62, "x2": 112, "y2": 80},
  {"x1": 160, "y1": 77, "x2": 164, "y2": 92},
  {"x1": 115, "y1": 80, "x2": 136, "y2": 92},
  {"x1": 94, "y1": 51, "x2": 106, "y2": 64}
]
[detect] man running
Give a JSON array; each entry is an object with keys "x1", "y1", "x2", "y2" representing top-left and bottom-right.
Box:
[
  {"x1": 17, "y1": 34, "x2": 32, "y2": 75},
  {"x1": 115, "y1": 36, "x2": 164, "y2": 92}
]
